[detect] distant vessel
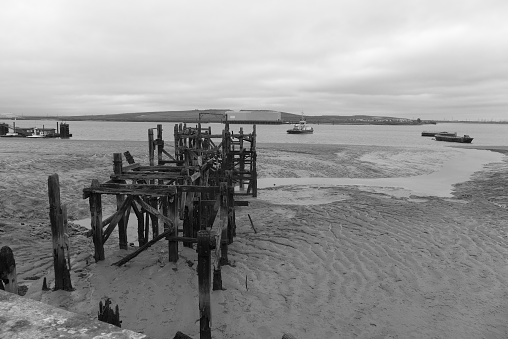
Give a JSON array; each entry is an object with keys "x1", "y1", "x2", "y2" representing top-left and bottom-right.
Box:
[
  {"x1": 422, "y1": 131, "x2": 456, "y2": 137},
  {"x1": 26, "y1": 127, "x2": 46, "y2": 138},
  {"x1": 0, "y1": 121, "x2": 72, "y2": 138},
  {"x1": 287, "y1": 115, "x2": 313, "y2": 134},
  {"x1": 434, "y1": 133, "x2": 473, "y2": 143}
]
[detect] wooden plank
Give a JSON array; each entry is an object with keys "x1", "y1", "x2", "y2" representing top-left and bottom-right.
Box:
[
  {"x1": 111, "y1": 173, "x2": 183, "y2": 181},
  {"x1": 122, "y1": 163, "x2": 141, "y2": 171},
  {"x1": 112, "y1": 230, "x2": 172, "y2": 266},
  {"x1": 84, "y1": 184, "x2": 177, "y2": 196}
]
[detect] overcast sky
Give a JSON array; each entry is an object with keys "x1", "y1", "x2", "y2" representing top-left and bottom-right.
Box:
[{"x1": 1, "y1": 0, "x2": 507, "y2": 120}]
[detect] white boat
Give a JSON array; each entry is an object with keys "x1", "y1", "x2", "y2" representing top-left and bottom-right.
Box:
[
  {"x1": 26, "y1": 128, "x2": 46, "y2": 138},
  {"x1": 286, "y1": 115, "x2": 314, "y2": 134}
]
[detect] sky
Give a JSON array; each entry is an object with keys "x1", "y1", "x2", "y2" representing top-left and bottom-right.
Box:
[{"x1": 1, "y1": 0, "x2": 507, "y2": 120}]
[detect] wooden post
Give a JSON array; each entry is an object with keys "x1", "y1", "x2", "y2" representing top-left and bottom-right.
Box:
[
  {"x1": 131, "y1": 201, "x2": 146, "y2": 246},
  {"x1": 48, "y1": 174, "x2": 73, "y2": 290},
  {"x1": 157, "y1": 124, "x2": 163, "y2": 165},
  {"x1": 148, "y1": 128, "x2": 155, "y2": 167},
  {"x1": 239, "y1": 127, "x2": 244, "y2": 189},
  {"x1": 113, "y1": 154, "x2": 127, "y2": 250},
  {"x1": 219, "y1": 183, "x2": 229, "y2": 266},
  {"x1": 252, "y1": 125, "x2": 257, "y2": 197},
  {"x1": 150, "y1": 197, "x2": 159, "y2": 238},
  {"x1": 0, "y1": 246, "x2": 18, "y2": 294},
  {"x1": 168, "y1": 194, "x2": 178, "y2": 262},
  {"x1": 90, "y1": 179, "x2": 104, "y2": 261},
  {"x1": 197, "y1": 230, "x2": 211, "y2": 339}
]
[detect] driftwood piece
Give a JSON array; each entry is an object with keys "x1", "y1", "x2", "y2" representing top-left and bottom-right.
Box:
[
  {"x1": 0, "y1": 246, "x2": 18, "y2": 294},
  {"x1": 248, "y1": 214, "x2": 257, "y2": 233}
]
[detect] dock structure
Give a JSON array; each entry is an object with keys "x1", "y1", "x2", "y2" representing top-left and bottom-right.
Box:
[{"x1": 82, "y1": 121, "x2": 257, "y2": 338}]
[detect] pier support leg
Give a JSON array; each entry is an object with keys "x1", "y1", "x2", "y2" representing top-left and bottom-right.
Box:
[
  {"x1": 47, "y1": 174, "x2": 73, "y2": 290},
  {"x1": 90, "y1": 180, "x2": 104, "y2": 262},
  {"x1": 168, "y1": 195, "x2": 178, "y2": 262},
  {"x1": 197, "y1": 230, "x2": 211, "y2": 339}
]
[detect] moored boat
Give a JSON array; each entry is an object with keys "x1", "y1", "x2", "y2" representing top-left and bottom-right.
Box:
[
  {"x1": 287, "y1": 115, "x2": 313, "y2": 134},
  {"x1": 434, "y1": 133, "x2": 473, "y2": 143},
  {"x1": 422, "y1": 131, "x2": 456, "y2": 137}
]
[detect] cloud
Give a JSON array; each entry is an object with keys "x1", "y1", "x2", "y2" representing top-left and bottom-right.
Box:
[{"x1": 1, "y1": 0, "x2": 507, "y2": 120}]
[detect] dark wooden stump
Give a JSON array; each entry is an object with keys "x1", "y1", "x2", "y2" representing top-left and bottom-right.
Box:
[
  {"x1": 173, "y1": 331, "x2": 193, "y2": 339},
  {"x1": 0, "y1": 246, "x2": 18, "y2": 294},
  {"x1": 98, "y1": 298, "x2": 121, "y2": 327}
]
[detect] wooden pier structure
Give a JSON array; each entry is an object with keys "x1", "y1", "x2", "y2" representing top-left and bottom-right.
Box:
[{"x1": 82, "y1": 121, "x2": 257, "y2": 338}]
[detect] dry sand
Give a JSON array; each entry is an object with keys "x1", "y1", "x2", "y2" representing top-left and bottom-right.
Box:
[{"x1": 1, "y1": 140, "x2": 508, "y2": 338}]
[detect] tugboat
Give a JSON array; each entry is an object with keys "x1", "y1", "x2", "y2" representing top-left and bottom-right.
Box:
[{"x1": 287, "y1": 114, "x2": 313, "y2": 134}]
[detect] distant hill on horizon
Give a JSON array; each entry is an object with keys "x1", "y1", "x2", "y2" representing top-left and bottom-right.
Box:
[{"x1": 18, "y1": 109, "x2": 434, "y2": 125}]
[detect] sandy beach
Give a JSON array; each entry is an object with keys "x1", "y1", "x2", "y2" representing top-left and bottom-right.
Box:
[{"x1": 1, "y1": 141, "x2": 508, "y2": 338}]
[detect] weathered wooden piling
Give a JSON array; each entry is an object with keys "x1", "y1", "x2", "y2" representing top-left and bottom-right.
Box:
[
  {"x1": 113, "y1": 153, "x2": 128, "y2": 250},
  {"x1": 0, "y1": 246, "x2": 18, "y2": 294},
  {"x1": 47, "y1": 174, "x2": 73, "y2": 291},
  {"x1": 197, "y1": 230, "x2": 211, "y2": 339},
  {"x1": 89, "y1": 179, "x2": 104, "y2": 261}
]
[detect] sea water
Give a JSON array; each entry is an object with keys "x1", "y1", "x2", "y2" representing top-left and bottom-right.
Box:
[{"x1": 1, "y1": 119, "x2": 507, "y2": 147}]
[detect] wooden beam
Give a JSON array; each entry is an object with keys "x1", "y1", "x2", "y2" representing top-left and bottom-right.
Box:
[
  {"x1": 112, "y1": 230, "x2": 172, "y2": 266},
  {"x1": 84, "y1": 183, "x2": 177, "y2": 196},
  {"x1": 122, "y1": 163, "x2": 141, "y2": 171},
  {"x1": 134, "y1": 196, "x2": 174, "y2": 231},
  {"x1": 102, "y1": 196, "x2": 133, "y2": 244},
  {"x1": 110, "y1": 173, "x2": 183, "y2": 181}
]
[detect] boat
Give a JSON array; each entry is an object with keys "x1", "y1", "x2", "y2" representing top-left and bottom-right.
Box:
[
  {"x1": 421, "y1": 131, "x2": 456, "y2": 137},
  {"x1": 287, "y1": 115, "x2": 313, "y2": 134},
  {"x1": 0, "y1": 132, "x2": 22, "y2": 138},
  {"x1": 434, "y1": 133, "x2": 473, "y2": 143}
]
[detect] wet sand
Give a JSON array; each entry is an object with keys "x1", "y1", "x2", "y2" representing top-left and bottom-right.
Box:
[{"x1": 1, "y1": 141, "x2": 508, "y2": 338}]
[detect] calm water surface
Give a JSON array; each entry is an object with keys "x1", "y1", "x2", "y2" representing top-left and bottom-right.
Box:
[{"x1": 1, "y1": 119, "x2": 506, "y2": 148}]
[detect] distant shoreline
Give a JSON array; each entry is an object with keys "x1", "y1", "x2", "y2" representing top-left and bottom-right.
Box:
[{"x1": 4, "y1": 115, "x2": 507, "y2": 125}]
